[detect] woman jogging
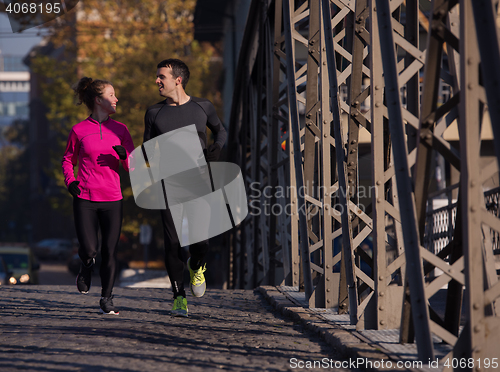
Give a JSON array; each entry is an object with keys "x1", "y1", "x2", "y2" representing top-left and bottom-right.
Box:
[{"x1": 62, "y1": 77, "x2": 134, "y2": 315}]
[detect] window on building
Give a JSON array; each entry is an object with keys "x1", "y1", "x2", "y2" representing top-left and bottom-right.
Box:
[
  {"x1": 0, "y1": 56, "x2": 28, "y2": 72},
  {"x1": 0, "y1": 102, "x2": 29, "y2": 117}
]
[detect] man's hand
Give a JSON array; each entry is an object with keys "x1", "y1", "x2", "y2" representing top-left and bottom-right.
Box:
[
  {"x1": 68, "y1": 181, "x2": 81, "y2": 197},
  {"x1": 205, "y1": 143, "x2": 221, "y2": 162},
  {"x1": 113, "y1": 145, "x2": 127, "y2": 160}
]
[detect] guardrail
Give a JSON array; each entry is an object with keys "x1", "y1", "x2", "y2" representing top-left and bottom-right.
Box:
[{"x1": 424, "y1": 184, "x2": 500, "y2": 254}]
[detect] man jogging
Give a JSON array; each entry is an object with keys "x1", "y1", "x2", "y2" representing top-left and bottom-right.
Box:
[{"x1": 143, "y1": 59, "x2": 227, "y2": 317}]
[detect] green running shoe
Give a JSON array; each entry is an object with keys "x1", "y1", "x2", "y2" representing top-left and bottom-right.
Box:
[
  {"x1": 171, "y1": 296, "x2": 188, "y2": 317},
  {"x1": 187, "y1": 257, "x2": 206, "y2": 297}
]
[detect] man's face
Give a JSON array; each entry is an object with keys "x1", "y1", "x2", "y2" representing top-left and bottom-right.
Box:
[{"x1": 156, "y1": 67, "x2": 179, "y2": 97}]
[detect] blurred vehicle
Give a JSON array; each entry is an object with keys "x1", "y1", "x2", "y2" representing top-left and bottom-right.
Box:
[
  {"x1": 33, "y1": 238, "x2": 73, "y2": 261},
  {"x1": 0, "y1": 256, "x2": 14, "y2": 286},
  {"x1": 0, "y1": 244, "x2": 40, "y2": 284}
]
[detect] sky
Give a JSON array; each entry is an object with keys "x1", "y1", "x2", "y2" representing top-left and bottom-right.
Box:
[{"x1": 0, "y1": 13, "x2": 44, "y2": 57}]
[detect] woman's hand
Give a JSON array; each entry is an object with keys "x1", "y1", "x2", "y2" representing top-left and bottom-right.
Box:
[
  {"x1": 68, "y1": 181, "x2": 81, "y2": 197},
  {"x1": 113, "y1": 145, "x2": 127, "y2": 160}
]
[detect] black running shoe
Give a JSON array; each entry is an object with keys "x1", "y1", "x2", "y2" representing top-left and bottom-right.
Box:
[
  {"x1": 76, "y1": 258, "x2": 94, "y2": 294},
  {"x1": 99, "y1": 295, "x2": 119, "y2": 315}
]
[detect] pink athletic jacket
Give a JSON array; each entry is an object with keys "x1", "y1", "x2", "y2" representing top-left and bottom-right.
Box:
[{"x1": 61, "y1": 116, "x2": 135, "y2": 202}]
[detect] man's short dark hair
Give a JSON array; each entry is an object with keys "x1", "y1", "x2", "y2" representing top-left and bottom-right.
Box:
[{"x1": 157, "y1": 59, "x2": 190, "y2": 89}]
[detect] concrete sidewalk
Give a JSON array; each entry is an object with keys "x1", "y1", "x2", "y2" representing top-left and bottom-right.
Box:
[{"x1": 258, "y1": 286, "x2": 452, "y2": 372}]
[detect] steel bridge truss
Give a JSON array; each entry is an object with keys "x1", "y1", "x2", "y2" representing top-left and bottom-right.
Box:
[{"x1": 228, "y1": 0, "x2": 500, "y2": 364}]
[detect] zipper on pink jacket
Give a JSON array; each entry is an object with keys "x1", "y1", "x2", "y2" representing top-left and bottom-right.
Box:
[{"x1": 99, "y1": 122, "x2": 102, "y2": 139}]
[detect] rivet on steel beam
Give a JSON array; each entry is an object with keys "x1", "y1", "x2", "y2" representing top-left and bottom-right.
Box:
[
  {"x1": 326, "y1": 277, "x2": 330, "y2": 281},
  {"x1": 473, "y1": 303, "x2": 480, "y2": 310},
  {"x1": 325, "y1": 205, "x2": 329, "y2": 210},
  {"x1": 327, "y1": 299, "x2": 331, "y2": 303},
  {"x1": 375, "y1": 85, "x2": 380, "y2": 90},
  {"x1": 326, "y1": 265, "x2": 330, "y2": 269},
  {"x1": 467, "y1": 58, "x2": 473, "y2": 65},
  {"x1": 306, "y1": 113, "x2": 311, "y2": 118},
  {"x1": 375, "y1": 102, "x2": 380, "y2": 107},
  {"x1": 468, "y1": 83, "x2": 473, "y2": 90},
  {"x1": 471, "y1": 206, "x2": 477, "y2": 212},
  {"x1": 323, "y1": 62, "x2": 327, "y2": 65},
  {"x1": 351, "y1": 139, "x2": 357, "y2": 144},
  {"x1": 379, "y1": 276, "x2": 384, "y2": 281},
  {"x1": 380, "y1": 292, "x2": 385, "y2": 297},
  {"x1": 471, "y1": 180, "x2": 476, "y2": 187},
  {"x1": 474, "y1": 325, "x2": 481, "y2": 333},
  {"x1": 376, "y1": 180, "x2": 381, "y2": 185},
  {"x1": 379, "y1": 306, "x2": 384, "y2": 311},
  {"x1": 377, "y1": 198, "x2": 382, "y2": 203},
  {"x1": 326, "y1": 289, "x2": 330, "y2": 292},
  {"x1": 380, "y1": 320, "x2": 385, "y2": 325},
  {"x1": 291, "y1": 151, "x2": 294, "y2": 154},
  {"x1": 294, "y1": 272, "x2": 298, "y2": 275}
]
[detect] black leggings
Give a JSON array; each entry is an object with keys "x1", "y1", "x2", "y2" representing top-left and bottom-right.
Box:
[
  {"x1": 160, "y1": 208, "x2": 209, "y2": 299},
  {"x1": 73, "y1": 197, "x2": 123, "y2": 298}
]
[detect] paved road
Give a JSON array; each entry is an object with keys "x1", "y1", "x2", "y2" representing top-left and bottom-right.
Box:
[
  {"x1": 38, "y1": 261, "x2": 102, "y2": 287},
  {"x1": 0, "y1": 286, "x2": 359, "y2": 372}
]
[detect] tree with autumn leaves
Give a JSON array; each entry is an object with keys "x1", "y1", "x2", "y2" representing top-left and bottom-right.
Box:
[{"x1": 2, "y1": 0, "x2": 223, "y2": 245}]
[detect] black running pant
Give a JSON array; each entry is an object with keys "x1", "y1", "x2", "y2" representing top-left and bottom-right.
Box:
[
  {"x1": 73, "y1": 197, "x2": 123, "y2": 298},
  {"x1": 160, "y1": 208, "x2": 209, "y2": 299}
]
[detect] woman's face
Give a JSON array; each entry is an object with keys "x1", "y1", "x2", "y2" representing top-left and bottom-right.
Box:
[{"x1": 97, "y1": 85, "x2": 118, "y2": 115}]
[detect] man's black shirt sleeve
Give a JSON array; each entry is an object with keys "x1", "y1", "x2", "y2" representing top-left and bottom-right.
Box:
[
  {"x1": 144, "y1": 103, "x2": 164, "y2": 142},
  {"x1": 192, "y1": 98, "x2": 227, "y2": 149}
]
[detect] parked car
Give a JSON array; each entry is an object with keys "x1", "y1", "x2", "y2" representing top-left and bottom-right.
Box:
[
  {"x1": 33, "y1": 238, "x2": 73, "y2": 261},
  {"x1": 0, "y1": 244, "x2": 40, "y2": 285},
  {"x1": 0, "y1": 256, "x2": 14, "y2": 286}
]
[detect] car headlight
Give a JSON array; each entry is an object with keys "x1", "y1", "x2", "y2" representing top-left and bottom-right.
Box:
[
  {"x1": 9, "y1": 277, "x2": 17, "y2": 285},
  {"x1": 19, "y1": 274, "x2": 30, "y2": 283}
]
